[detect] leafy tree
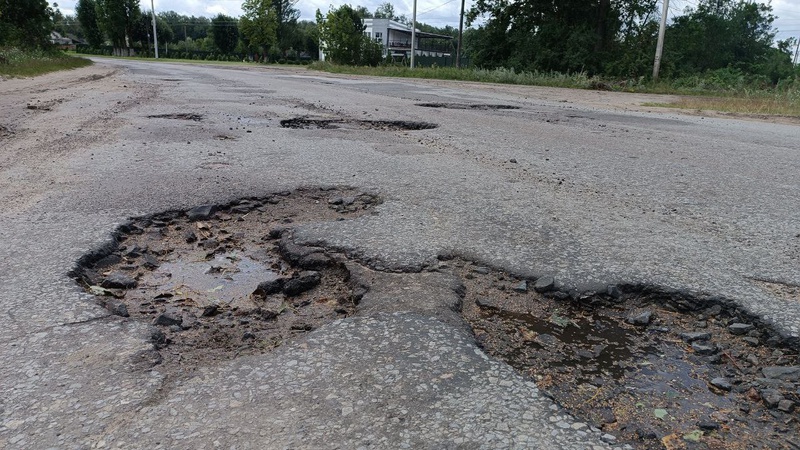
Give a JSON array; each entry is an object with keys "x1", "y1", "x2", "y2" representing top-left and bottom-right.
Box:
[
  {"x1": 240, "y1": 0, "x2": 278, "y2": 57},
  {"x1": 316, "y1": 4, "x2": 381, "y2": 66},
  {"x1": 664, "y1": 0, "x2": 781, "y2": 77},
  {"x1": 295, "y1": 20, "x2": 319, "y2": 58},
  {"x1": 211, "y1": 13, "x2": 239, "y2": 54},
  {"x1": 0, "y1": 0, "x2": 55, "y2": 47},
  {"x1": 76, "y1": 0, "x2": 104, "y2": 46},
  {"x1": 272, "y1": 0, "x2": 300, "y2": 52},
  {"x1": 354, "y1": 6, "x2": 372, "y2": 19},
  {"x1": 373, "y1": 2, "x2": 407, "y2": 23},
  {"x1": 95, "y1": 0, "x2": 140, "y2": 51},
  {"x1": 158, "y1": 12, "x2": 210, "y2": 43}
]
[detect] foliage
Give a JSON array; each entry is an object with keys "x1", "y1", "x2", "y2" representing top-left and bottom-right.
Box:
[
  {"x1": 0, "y1": 0, "x2": 55, "y2": 47},
  {"x1": 158, "y1": 12, "x2": 210, "y2": 43},
  {"x1": 211, "y1": 14, "x2": 239, "y2": 54},
  {"x1": 0, "y1": 47, "x2": 92, "y2": 77},
  {"x1": 95, "y1": 0, "x2": 140, "y2": 49},
  {"x1": 316, "y1": 4, "x2": 382, "y2": 66},
  {"x1": 76, "y1": 0, "x2": 105, "y2": 47},
  {"x1": 240, "y1": 0, "x2": 278, "y2": 55},
  {"x1": 272, "y1": 0, "x2": 300, "y2": 52}
]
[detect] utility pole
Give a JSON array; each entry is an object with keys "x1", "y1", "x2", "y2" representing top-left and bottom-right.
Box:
[
  {"x1": 150, "y1": 0, "x2": 158, "y2": 58},
  {"x1": 410, "y1": 0, "x2": 417, "y2": 69},
  {"x1": 652, "y1": 0, "x2": 669, "y2": 80},
  {"x1": 794, "y1": 37, "x2": 799, "y2": 65},
  {"x1": 456, "y1": 0, "x2": 465, "y2": 68}
]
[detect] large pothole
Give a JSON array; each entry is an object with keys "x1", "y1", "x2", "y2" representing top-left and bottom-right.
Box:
[
  {"x1": 279, "y1": 117, "x2": 437, "y2": 131},
  {"x1": 147, "y1": 113, "x2": 203, "y2": 121},
  {"x1": 72, "y1": 188, "x2": 381, "y2": 371},
  {"x1": 453, "y1": 260, "x2": 800, "y2": 449}
]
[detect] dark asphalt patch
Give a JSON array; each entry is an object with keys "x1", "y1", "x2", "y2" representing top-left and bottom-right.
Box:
[
  {"x1": 147, "y1": 113, "x2": 203, "y2": 121},
  {"x1": 415, "y1": 103, "x2": 520, "y2": 110},
  {"x1": 280, "y1": 117, "x2": 438, "y2": 131}
]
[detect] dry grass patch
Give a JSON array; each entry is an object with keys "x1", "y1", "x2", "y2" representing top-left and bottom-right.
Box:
[{"x1": 644, "y1": 94, "x2": 800, "y2": 117}]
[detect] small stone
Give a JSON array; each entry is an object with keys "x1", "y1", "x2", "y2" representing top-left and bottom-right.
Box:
[
  {"x1": 704, "y1": 304, "x2": 723, "y2": 316},
  {"x1": 150, "y1": 329, "x2": 168, "y2": 349},
  {"x1": 691, "y1": 342, "x2": 717, "y2": 355},
  {"x1": 101, "y1": 272, "x2": 137, "y2": 289},
  {"x1": 728, "y1": 323, "x2": 755, "y2": 335},
  {"x1": 745, "y1": 354, "x2": 759, "y2": 366},
  {"x1": 183, "y1": 230, "x2": 197, "y2": 243},
  {"x1": 761, "y1": 366, "x2": 800, "y2": 382},
  {"x1": 710, "y1": 377, "x2": 732, "y2": 391},
  {"x1": 760, "y1": 389, "x2": 784, "y2": 408},
  {"x1": 680, "y1": 331, "x2": 711, "y2": 342},
  {"x1": 327, "y1": 197, "x2": 344, "y2": 205},
  {"x1": 282, "y1": 271, "x2": 321, "y2": 296},
  {"x1": 606, "y1": 285, "x2": 622, "y2": 299},
  {"x1": 187, "y1": 204, "x2": 217, "y2": 221},
  {"x1": 698, "y1": 420, "x2": 719, "y2": 430},
  {"x1": 106, "y1": 300, "x2": 129, "y2": 317},
  {"x1": 600, "y1": 434, "x2": 617, "y2": 444},
  {"x1": 533, "y1": 276, "x2": 555, "y2": 293},
  {"x1": 476, "y1": 297, "x2": 500, "y2": 309},
  {"x1": 242, "y1": 331, "x2": 256, "y2": 341},
  {"x1": 742, "y1": 336, "x2": 759, "y2": 346},
  {"x1": 142, "y1": 253, "x2": 160, "y2": 270},
  {"x1": 777, "y1": 399, "x2": 795, "y2": 413},
  {"x1": 298, "y1": 253, "x2": 332, "y2": 269},
  {"x1": 509, "y1": 158, "x2": 517, "y2": 163},
  {"x1": 473, "y1": 266, "x2": 491, "y2": 275},
  {"x1": 201, "y1": 305, "x2": 219, "y2": 317},
  {"x1": 626, "y1": 310, "x2": 653, "y2": 326},
  {"x1": 598, "y1": 407, "x2": 616, "y2": 424},
  {"x1": 253, "y1": 279, "x2": 284, "y2": 296},
  {"x1": 153, "y1": 311, "x2": 182, "y2": 327},
  {"x1": 512, "y1": 281, "x2": 528, "y2": 293}
]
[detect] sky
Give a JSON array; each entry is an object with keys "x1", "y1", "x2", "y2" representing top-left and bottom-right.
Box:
[{"x1": 56, "y1": 0, "x2": 800, "y2": 43}]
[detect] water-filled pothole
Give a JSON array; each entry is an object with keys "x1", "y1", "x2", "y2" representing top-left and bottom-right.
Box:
[
  {"x1": 72, "y1": 188, "x2": 381, "y2": 370},
  {"x1": 453, "y1": 260, "x2": 800, "y2": 449},
  {"x1": 147, "y1": 113, "x2": 203, "y2": 121},
  {"x1": 415, "y1": 102, "x2": 520, "y2": 110},
  {"x1": 280, "y1": 117, "x2": 437, "y2": 131}
]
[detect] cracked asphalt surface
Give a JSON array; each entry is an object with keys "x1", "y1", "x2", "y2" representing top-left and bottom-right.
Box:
[{"x1": 1, "y1": 58, "x2": 798, "y2": 449}]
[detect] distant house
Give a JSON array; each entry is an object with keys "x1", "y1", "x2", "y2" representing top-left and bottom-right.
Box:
[
  {"x1": 319, "y1": 18, "x2": 453, "y2": 61},
  {"x1": 50, "y1": 31, "x2": 85, "y2": 50}
]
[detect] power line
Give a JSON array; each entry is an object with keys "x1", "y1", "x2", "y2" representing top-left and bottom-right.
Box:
[{"x1": 418, "y1": 0, "x2": 458, "y2": 17}]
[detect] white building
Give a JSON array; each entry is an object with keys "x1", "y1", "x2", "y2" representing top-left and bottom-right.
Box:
[{"x1": 319, "y1": 18, "x2": 453, "y2": 61}]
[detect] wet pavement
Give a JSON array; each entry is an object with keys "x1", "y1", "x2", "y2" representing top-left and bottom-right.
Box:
[{"x1": 0, "y1": 59, "x2": 799, "y2": 449}]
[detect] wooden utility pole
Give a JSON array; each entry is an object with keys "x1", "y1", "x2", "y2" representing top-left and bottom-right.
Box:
[
  {"x1": 410, "y1": 0, "x2": 417, "y2": 68},
  {"x1": 652, "y1": 0, "x2": 669, "y2": 80},
  {"x1": 456, "y1": 0, "x2": 465, "y2": 68},
  {"x1": 793, "y1": 37, "x2": 799, "y2": 65}
]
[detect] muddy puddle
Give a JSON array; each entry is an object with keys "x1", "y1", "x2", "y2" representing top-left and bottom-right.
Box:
[
  {"x1": 72, "y1": 188, "x2": 381, "y2": 371},
  {"x1": 455, "y1": 261, "x2": 800, "y2": 449}
]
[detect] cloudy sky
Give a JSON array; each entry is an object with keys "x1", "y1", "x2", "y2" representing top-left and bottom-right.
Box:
[{"x1": 57, "y1": 0, "x2": 800, "y2": 42}]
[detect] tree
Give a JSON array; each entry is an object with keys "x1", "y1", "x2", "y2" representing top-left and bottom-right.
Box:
[
  {"x1": 95, "y1": 0, "x2": 140, "y2": 52},
  {"x1": 0, "y1": 0, "x2": 55, "y2": 47},
  {"x1": 240, "y1": 0, "x2": 278, "y2": 57},
  {"x1": 664, "y1": 0, "x2": 779, "y2": 77},
  {"x1": 316, "y1": 4, "x2": 382, "y2": 66},
  {"x1": 211, "y1": 13, "x2": 239, "y2": 54},
  {"x1": 76, "y1": 0, "x2": 104, "y2": 46},
  {"x1": 373, "y1": 2, "x2": 407, "y2": 23},
  {"x1": 272, "y1": 0, "x2": 300, "y2": 52}
]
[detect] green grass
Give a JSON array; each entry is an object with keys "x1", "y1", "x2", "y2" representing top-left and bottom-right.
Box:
[
  {"x1": 310, "y1": 62, "x2": 800, "y2": 117},
  {"x1": 0, "y1": 47, "x2": 92, "y2": 78}
]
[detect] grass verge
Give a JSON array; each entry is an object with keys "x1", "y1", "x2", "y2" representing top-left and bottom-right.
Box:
[
  {"x1": 643, "y1": 95, "x2": 800, "y2": 117},
  {"x1": 0, "y1": 47, "x2": 92, "y2": 78}
]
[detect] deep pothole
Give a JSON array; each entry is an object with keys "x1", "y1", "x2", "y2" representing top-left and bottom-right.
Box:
[
  {"x1": 415, "y1": 103, "x2": 520, "y2": 110},
  {"x1": 279, "y1": 117, "x2": 437, "y2": 131},
  {"x1": 71, "y1": 187, "x2": 381, "y2": 371},
  {"x1": 147, "y1": 113, "x2": 203, "y2": 121},
  {"x1": 453, "y1": 260, "x2": 800, "y2": 450}
]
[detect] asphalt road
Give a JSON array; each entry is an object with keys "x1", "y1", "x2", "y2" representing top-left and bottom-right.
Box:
[{"x1": 1, "y1": 58, "x2": 798, "y2": 449}]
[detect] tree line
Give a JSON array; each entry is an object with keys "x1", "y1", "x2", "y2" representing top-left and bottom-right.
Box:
[{"x1": 3, "y1": 0, "x2": 797, "y2": 83}]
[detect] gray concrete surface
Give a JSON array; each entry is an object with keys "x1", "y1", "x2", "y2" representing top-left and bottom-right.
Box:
[{"x1": 0, "y1": 58, "x2": 798, "y2": 448}]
